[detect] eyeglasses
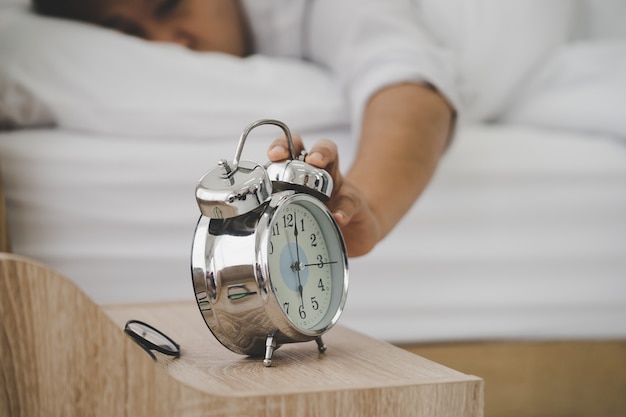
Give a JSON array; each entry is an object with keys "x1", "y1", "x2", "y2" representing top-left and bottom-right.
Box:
[{"x1": 124, "y1": 320, "x2": 181, "y2": 360}]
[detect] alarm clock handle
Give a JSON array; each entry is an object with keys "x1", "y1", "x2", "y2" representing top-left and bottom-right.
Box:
[{"x1": 231, "y1": 119, "x2": 298, "y2": 173}]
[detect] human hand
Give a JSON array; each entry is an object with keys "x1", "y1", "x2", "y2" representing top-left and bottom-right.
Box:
[{"x1": 268, "y1": 134, "x2": 381, "y2": 257}]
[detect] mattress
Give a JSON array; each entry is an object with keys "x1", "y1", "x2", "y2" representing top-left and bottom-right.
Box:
[{"x1": 2, "y1": 123, "x2": 625, "y2": 343}]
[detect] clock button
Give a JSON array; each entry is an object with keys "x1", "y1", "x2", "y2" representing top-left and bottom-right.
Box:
[
  {"x1": 266, "y1": 159, "x2": 333, "y2": 201},
  {"x1": 196, "y1": 160, "x2": 272, "y2": 219}
]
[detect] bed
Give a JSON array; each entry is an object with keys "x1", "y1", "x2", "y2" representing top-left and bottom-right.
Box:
[
  {"x1": 2, "y1": 123, "x2": 625, "y2": 341},
  {"x1": 2, "y1": 3, "x2": 626, "y2": 416}
]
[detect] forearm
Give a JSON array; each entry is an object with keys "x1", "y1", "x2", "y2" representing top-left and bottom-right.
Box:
[
  {"x1": 347, "y1": 82, "x2": 454, "y2": 241},
  {"x1": 265, "y1": 82, "x2": 454, "y2": 256}
]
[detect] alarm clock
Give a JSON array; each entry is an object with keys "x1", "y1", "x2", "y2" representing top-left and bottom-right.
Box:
[{"x1": 191, "y1": 119, "x2": 349, "y2": 366}]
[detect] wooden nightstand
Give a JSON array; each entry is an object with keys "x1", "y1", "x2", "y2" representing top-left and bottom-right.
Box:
[{"x1": 1, "y1": 253, "x2": 483, "y2": 417}]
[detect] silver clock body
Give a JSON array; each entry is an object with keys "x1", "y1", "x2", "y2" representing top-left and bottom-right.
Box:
[{"x1": 191, "y1": 190, "x2": 349, "y2": 360}]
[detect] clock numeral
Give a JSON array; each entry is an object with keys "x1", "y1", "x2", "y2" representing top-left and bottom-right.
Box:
[
  {"x1": 310, "y1": 233, "x2": 317, "y2": 247},
  {"x1": 283, "y1": 302, "x2": 290, "y2": 314},
  {"x1": 272, "y1": 223, "x2": 280, "y2": 236},
  {"x1": 311, "y1": 297, "x2": 319, "y2": 311},
  {"x1": 300, "y1": 218, "x2": 306, "y2": 232},
  {"x1": 282, "y1": 213, "x2": 294, "y2": 229},
  {"x1": 318, "y1": 279, "x2": 326, "y2": 292},
  {"x1": 299, "y1": 304, "x2": 307, "y2": 319},
  {"x1": 317, "y1": 255, "x2": 325, "y2": 268},
  {"x1": 269, "y1": 241, "x2": 274, "y2": 255}
]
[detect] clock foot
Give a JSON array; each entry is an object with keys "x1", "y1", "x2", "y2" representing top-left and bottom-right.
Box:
[
  {"x1": 315, "y1": 336, "x2": 327, "y2": 353},
  {"x1": 263, "y1": 333, "x2": 277, "y2": 367}
]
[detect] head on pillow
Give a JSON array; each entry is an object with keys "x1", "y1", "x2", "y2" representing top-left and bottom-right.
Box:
[{"x1": 31, "y1": 0, "x2": 251, "y2": 56}]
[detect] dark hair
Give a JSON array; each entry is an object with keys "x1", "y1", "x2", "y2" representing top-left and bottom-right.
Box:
[{"x1": 31, "y1": 0, "x2": 99, "y2": 21}]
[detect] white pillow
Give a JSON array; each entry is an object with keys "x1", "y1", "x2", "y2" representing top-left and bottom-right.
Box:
[{"x1": 0, "y1": 7, "x2": 348, "y2": 137}]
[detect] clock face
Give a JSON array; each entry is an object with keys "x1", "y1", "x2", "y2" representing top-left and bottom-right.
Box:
[{"x1": 267, "y1": 197, "x2": 347, "y2": 332}]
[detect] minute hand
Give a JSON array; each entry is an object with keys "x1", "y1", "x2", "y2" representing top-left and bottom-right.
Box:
[
  {"x1": 293, "y1": 213, "x2": 304, "y2": 303},
  {"x1": 305, "y1": 261, "x2": 338, "y2": 268}
]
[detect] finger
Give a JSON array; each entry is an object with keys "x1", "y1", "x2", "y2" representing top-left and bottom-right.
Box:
[
  {"x1": 332, "y1": 210, "x2": 349, "y2": 228},
  {"x1": 304, "y1": 139, "x2": 338, "y2": 170},
  {"x1": 267, "y1": 133, "x2": 305, "y2": 161},
  {"x1": 329, "y1": 189, "x2": 360, "y2": 228}
]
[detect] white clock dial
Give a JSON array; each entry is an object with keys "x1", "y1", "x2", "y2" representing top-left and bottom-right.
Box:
[{"x1": 268, "y1": 200, "x2": 338, "y2": 331}]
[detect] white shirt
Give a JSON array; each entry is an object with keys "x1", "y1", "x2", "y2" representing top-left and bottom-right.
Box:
[{"x1": 240, "y1": 0, "x2": 459, "y2": 130}]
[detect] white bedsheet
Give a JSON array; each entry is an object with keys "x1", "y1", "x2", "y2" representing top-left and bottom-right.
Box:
[{"x1": 2, "y1": 123, "x2": 625, "y2": 343}]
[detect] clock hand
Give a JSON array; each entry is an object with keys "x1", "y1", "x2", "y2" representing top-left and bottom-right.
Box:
[
  {"x1": 293, "y1": 213, "x2": 301, "y2": 264},
  {"x1": 304, "y1": 261, "x2": 338, "y2": 268},
  {"x1": 282, "y1": 215, "x2": 300, "y2": 280},
  {"x1": 293, "y1": 212, "x2": 304, "y2": 305}
]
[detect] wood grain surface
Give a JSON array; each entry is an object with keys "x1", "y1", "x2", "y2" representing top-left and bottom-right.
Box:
[{"x1": 1, "y1": 253, "x2": 483, "y2": 417}]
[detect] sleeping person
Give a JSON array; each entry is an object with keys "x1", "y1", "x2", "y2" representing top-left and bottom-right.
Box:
[{"x1": 31, "y1": 0, "x2": 458, "y2": 257}]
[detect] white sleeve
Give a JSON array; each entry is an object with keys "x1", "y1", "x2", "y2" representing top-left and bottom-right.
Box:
[{"x1": 305, "y1": 0, "x2": 459, "y2": 130}]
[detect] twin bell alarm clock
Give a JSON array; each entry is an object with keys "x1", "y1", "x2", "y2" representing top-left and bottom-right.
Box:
[{"x1": 191, "y1": 119, "x2": 349, "y2": 366}]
